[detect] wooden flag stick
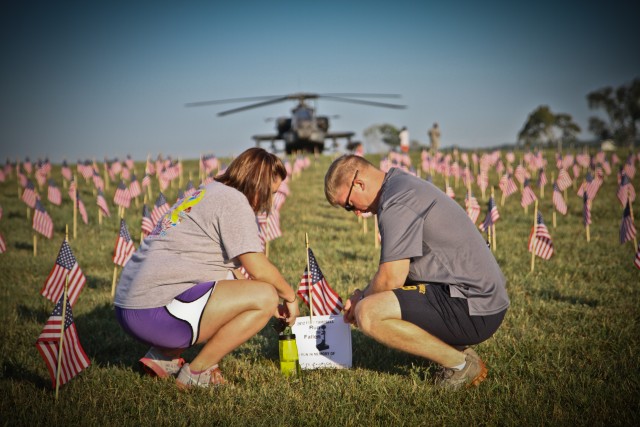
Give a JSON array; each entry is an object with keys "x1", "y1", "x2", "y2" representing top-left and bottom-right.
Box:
[
  {"x1": 111, "y1": 265, "x2": 119, "y2": 298},
  {"x1": 73, "y1": 175, "x2": 77, "y2": 240},
  {"x1": 305, "y1": 232, "x2": 313, "y2": 321},
  {"x1": 491, "y1": 186, "x2": 496, "y2": 251},
  {"x1": 55, "y1": 264, "x2": 70, "y2": 400},
  {"x1": 374, "y1": 214, "x2": 379, "y2": 249},
  {"x1": 363, "y1": 215, "x2": 368, "y2": 235},
  {"x1": 586, "y1": 199, "x2": 591, "y2": 243},
  {"x1": 33, "y1": 233, "x2": 37, "y2": 257},
  {"x1": 531, "y1": 200, "x2": 538, "y2": 273},
  {"x1": 98, "y1": 208, "x2": 103, "y2": 226}
]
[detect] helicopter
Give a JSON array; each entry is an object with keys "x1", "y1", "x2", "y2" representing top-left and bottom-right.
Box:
[{"x1": 185, "y1": 92, "x2": 406, "y2": 154}]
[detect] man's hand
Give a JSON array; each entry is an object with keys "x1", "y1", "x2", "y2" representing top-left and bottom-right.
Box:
[{"x1": 343, "y1": 289, "x2": 364, "y2": 325}]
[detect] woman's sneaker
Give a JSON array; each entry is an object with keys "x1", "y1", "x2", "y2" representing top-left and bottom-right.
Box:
[
  {"x1": 435, "y1": 347, "x2": 488, "y2": 390},
  {"x1": 139, "y1": 347, "x2": 185, "y2": 378},
  {"x1": 176, "y1": 363, "x2": 227, "y2": 389}
]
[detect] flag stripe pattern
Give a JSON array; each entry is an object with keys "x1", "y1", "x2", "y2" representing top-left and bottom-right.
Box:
[
  {"x1": 620, "y1": 201, "x2": 636, "y2": 244},
  {"x1": 113, "y1": 219, "x2": 135, "y2": 266},
  {"x1": 297, "y1": 248, "x2": 343, "y2": 316},
  {"x1": 41, "y1": 240, "x2": 86, "y2": 306},
  {"x1": 33, "y1": 198, "x2": 54, "y2": 239},
  {"x1": 35, "y1": 295, "x2": 90, "y2": 388},
  {"x1": 528, "y1": 212, "x2": 554, "y2": 260}
]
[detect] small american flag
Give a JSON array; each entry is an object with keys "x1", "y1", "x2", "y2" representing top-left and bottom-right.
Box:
[
  {"x1": 583, "y1": 192, "x2": 591, "y2": 227},
  {"x1": 479, "y1": 195, "x2": 500, "y2": 232},
  {"x1": 22, "y1": 179, "x2": 38, "y2": 208},
  {"x1": 113, "y1": 218, "x2": 135, "y2": 266},
  {"x1": 537, "y1": 168, "x2": 547, "y2": 188},
  {"x1": 617, "y1": 173, "x2": 636, "y2": 207},
  {"x1": 151, "y1": 192, "x2": 170, "y2": 224},
  {"x1": 620, "y1": 201, "x2": 637, "y2": 244},
  {"x1": 141, "y1": 204, "x2": 154, "y2": 236},
  {"x1": 33, "y1": 198, "x2": 54, "y2": 239},
  {"x1": 528, "y1": 212, "x2": 554, "y2": 260},
  {"x1": 577, "y1": 171, "x2": 599, "y2": 201},
  {"x1": 297, "y1": 248, "x2": 343, "y2": 316},
  {"x1": 635, "y1": 242, "x2": 640, "y2": 270},
  {"x1": 0, "y1": 233, "x2": 6, "y2": 253},
  {"x1": 35, "y1": 295, "x2": 90, "y2": 388},
  {"x1": 129, "y1": 174, "x2": 142, "y2": 198},
  {"x1": 514, "y1": 164, "x2": 527, "y2": 184},
  {"x1": 113, "y1": 181, "x2": 131, "y2": 209},
  {"x1": 41, "y1": 239, "x2": 86, "y2": 306},
  {"x1": 141, "y1": 174, "x2": 151, "y2": 189},
  {"x1": 68, "y1": 178, "x2": 77, "y2": 202},
  {"x1": 521, "y1": 179, "x2": 537, "y2": 208},
  {"x1": 96, "y1": 189, "x2": 111, "y2": 217},
  {"x1": 556, "y1": 169, "x2": 572, "y2": 191},
  {"x1": 47, "y1": 179, "x2": 62, "y2": 206},
  {"x1": 92, "y1": 170, "x2": 104, "y2": 191},
  {"x1": 465, "y1": 190, "x2": 481, "y2": 224},
  {"x1": 77, "y1": 192, "x2": 88, "y2": 225},
  {"x1": 499, "y1": 173, "x2": 518, "y2": 198},
  {"x1": 61, "y1": 160, "x2": 72, "y2": 182},
  {"x1": 552, "y1": 183, "x2": 567, "y2": 215}
]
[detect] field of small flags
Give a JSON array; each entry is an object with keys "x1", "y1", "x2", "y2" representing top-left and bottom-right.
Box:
[{"x1": 0, "y1": 147, "x2": 638, "y2": 426}]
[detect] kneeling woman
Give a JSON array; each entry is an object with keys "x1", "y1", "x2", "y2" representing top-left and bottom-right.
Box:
[{"x1": 114, "y1": 148, "x2": 299, "y2": 388}]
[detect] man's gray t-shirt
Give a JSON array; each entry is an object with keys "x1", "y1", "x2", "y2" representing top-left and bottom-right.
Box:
[
  {"x1": 114, "y1": 181, "x2": 263, "y2": 309},
  {"x1": 378, "y1": 168, "x2": 509, "y2": 316}
]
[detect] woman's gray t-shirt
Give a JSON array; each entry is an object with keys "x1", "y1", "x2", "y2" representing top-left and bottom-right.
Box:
[{"x1": 114, "y1": 181, "x2": 263, "y2": 309}]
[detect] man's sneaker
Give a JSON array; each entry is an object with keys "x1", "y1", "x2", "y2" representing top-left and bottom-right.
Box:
[
  {"x1": 176, "y1": 363, "x2": 227, "y2": 389},
  {"x1": 139, "y1": 347, "x2": 185, "y2": 378},
  {"x1": 435, "y1": 347, "x2": 488, "y2": 390}
]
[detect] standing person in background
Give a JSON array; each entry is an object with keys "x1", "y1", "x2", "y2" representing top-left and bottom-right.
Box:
[
  {"x1": 399, "y1": 126, "x2": 410, "y2": 153},
  {"x1": 114, "y1": 148, "x2": 299, "y2": 389},
  {"x1": 324, "y1": 155, "x2": 509, "y2": 390},
  {"x1": 428, "y1": 122, "x2": 441, "y2": 153}
]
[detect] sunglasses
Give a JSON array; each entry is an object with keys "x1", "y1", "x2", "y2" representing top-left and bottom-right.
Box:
[{"x1": 344, "y1": 170, "x2": 359, "y2": 212}]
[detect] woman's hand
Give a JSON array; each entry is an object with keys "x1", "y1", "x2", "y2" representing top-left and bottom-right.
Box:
[{"x1": 276, "y1": 296, "x2": 300, "y2": 326}]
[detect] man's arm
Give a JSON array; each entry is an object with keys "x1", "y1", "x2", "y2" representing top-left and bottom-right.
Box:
[
  {"x1": 343, "y1": 258, "x2": 409, "y2": 324},
  {"x1": 362, "y1": 258, "x2": 410, "y2": 297}
]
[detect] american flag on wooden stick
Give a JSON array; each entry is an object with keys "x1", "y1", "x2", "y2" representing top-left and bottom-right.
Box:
[
  {"x1": 479, "y1": 195, "x2": 500, "y2": 232},
  {"x1": 129, "y1": 174, "x2": 142, "y2": 198},
  {"x1": 41, "y1": 239, "x2": 86, "y2": 306},
  {"x1": 151, "y1": 192, "x2": 170, "y2": 225},
  {"x1": 521, "y1": 179, "x2": 537, "y2": 208},
  {"x1": 617, "y1": 173, "x2": 636, "y2": 207},
  {"x1": 113, "y1": 181, "x2": 131, "y2": 209},
  {"x1": 552, "y1": 183, "x2": 567, "y2": 215},
  {"x1": 556, "y1": 168, "x2": 572, "y2": 191},
  {"x1": 35, "y1": 295, "x2": 90, "y2": 388},
  {"x1": 77, "y1": 191, "x2": 88, "y2": 224},
  {"x1": 113, "y1": 218, "x2": 135, "y2": 266},
  {"x1": 465, "y1": 190, "x2": 480, "y2": 224},
  {"x1": 96, "y1": 189, "x2": 111, "y2": 218},
  {"x1": 0, "y1": 233, "x2": 6, "y2": 253},
  {"x1": 635, "y1": 242, "x2": 640, "y2": 270},
  {"x1": 22, "y1": 179, "x2": 37, "y2": 208},
  {"x1": 620, "y1": 201, "x2": 636, "y2": 244},
  {"x1": 141, "y1": 204, "x2": 154, "y2": 236},
  {"x1": 297, "y1": 248, "x2": 343, "y2": 316},
  {"x1": 499, "y1": 173, "x2": 517, "y2": 198},
  {"x1": 47, "y1": 179, "x2": 62, "y2": 206},
  {"x1": 33, "y1": 198, "x2": 54, "y2": 239},
  {"x1": 528, "y1": 212, "x2": 554, "y2": 260}
]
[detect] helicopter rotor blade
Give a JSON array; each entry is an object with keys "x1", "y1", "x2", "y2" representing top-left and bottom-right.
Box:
[
  {"x1": 216, "y1": 96, "x2": 291, "y2": 116},
  {"x1": 184, "y1": 95, "x2": 284, "y2": 108},
  {"x1": 319, "y1": 93, "x2": 402, "y2": 99},
  {"x1": 319, "y1": 95, "x2": 406, "y2": 109}
]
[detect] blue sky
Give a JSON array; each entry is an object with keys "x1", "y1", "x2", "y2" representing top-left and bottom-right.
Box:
[{"x1": 1, "y1": 0, "x2": 638, "y2": 163}]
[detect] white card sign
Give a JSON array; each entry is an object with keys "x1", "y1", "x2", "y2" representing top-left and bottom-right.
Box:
[{"x1": 291, "y1": 315, "x2": 352, "y2": 369}]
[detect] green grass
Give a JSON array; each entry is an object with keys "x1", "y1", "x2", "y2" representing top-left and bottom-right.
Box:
[{"x1": 1, "y1": 151, "x2": 639, "y2": 426}]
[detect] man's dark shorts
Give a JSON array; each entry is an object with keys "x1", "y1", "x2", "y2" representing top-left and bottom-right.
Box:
[{"x1": 393, "y1": 283, "x2": 506, "y2": 347}]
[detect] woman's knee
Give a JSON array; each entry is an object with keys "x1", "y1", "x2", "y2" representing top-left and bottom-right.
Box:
[{"x1": 253, "y1": 282, "x2": 279, "y2": 311}]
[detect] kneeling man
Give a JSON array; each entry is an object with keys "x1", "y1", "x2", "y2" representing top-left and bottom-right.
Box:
[{"x1": 324, "y1": 155, "x2": 509, "y2": 390}]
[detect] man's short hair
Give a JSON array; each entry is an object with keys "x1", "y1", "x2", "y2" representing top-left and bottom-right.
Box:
[{"x1": 324, "y1": 155, "x2": 375, "y2": 207}]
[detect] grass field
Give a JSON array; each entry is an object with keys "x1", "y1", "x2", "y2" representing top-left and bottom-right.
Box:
[{"x1": 1, "y1": 151, "x2": 639, "y2": 426}]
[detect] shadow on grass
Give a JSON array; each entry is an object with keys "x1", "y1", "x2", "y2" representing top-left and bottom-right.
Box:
[
  {"x1": 2, "y1": 361, "x2": 50, "y2": 389},
  {"x1": 350, "y1": 330, "x2": 435, "y2": 377},
  {"x1": 16, "y1": 304, "x2": 50, "y2": 324},
  {"x1": 535, "y1": 289, "x2": 599, "y2": 307},
  {"x1": 86, "y1": 275, "x2": 110, "y2": 290},
  {"x1": 14, "y1": 241, "x2": 33, "y2": 251}
]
